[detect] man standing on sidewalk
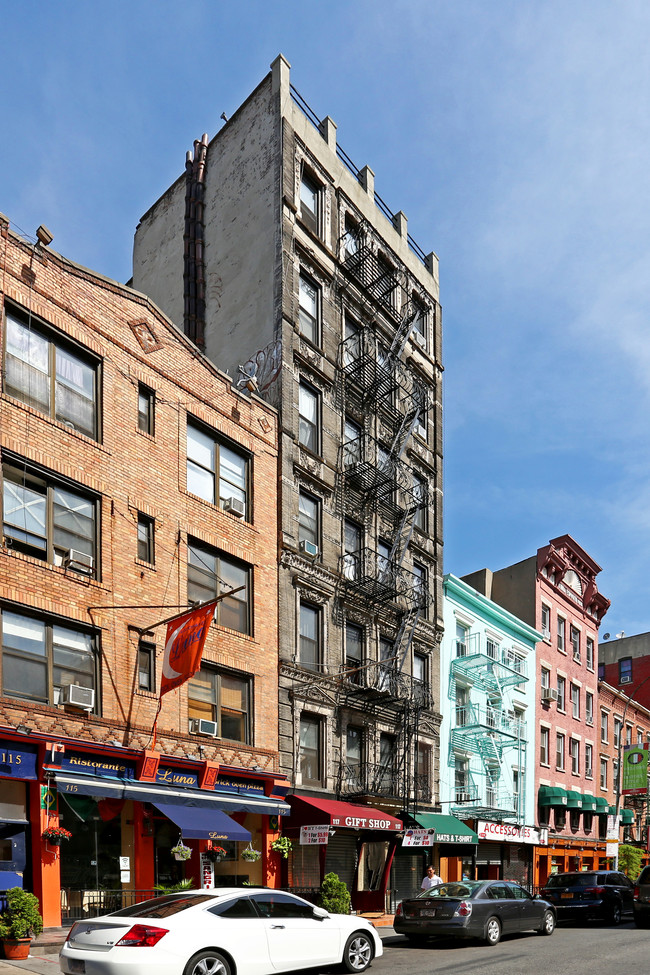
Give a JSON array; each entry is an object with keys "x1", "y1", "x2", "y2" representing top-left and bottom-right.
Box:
[{"x1": 421, "y1": 866, "x2": 442, "y2": 890}]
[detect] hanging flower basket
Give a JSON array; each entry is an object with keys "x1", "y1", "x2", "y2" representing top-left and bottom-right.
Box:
[
  {"x1": 270, "y1": 836, "x2": 293, "y2": 859},
  {"x1": 171, "y1": 842, "x2": 192, "y2": 861},
  {"x1": 241, "y1": 844, "x2": 262, "y2": 862},
  {"x1": 42, "y1": 827, "x2": 72, "y2": 846},
  {"x1": 204, "y1": 846, "x2": 227, "y2": 863}
]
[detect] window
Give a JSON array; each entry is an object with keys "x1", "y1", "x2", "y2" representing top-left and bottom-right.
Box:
[
  {"x1": 137, "y1": 384, "x2": 155, "y2": 435},
  {"x1": 598, "y1": 661, "x2": 605, "y2": 679},
  {"x1": 600, "y1": 758, "x2": 608, "y2": 790},
  {"x1": 556, "y1": 733, "x2": 565, "y2": 770},
  {"x1": 570, "y1": 626, "x2": 581, "y2": 661},
  {"x1": 601, "y1": 710, "x2": 608, "y2": 743},
  {"x1": 570, "y1": 739, "x2": 580, "y2": 774},
  {"x1": 5, "y1": 307, "x2": 99, "y2": 439},
  {"x1": 343, "y1": 418, "x2": 362, "y2": 467},
  {"x1": 456, "y1": 685, "x2": 469, "y2": 726},
  {"x1": 413, "y1": 381, "x2": 427, "y2": 440},
  {"x1": 557, "y1": 675, "x2": 566, "y2": 711},
  {"x1": 299, "y1": 602, "x2": 320, "y2": 671},
  {"x1": 377, "y1": 539, "x2": 393, "y2": 586},
  {"x1": 413, "y1": 562, "x2": 428, "y2": 612},
  {"x1": 412, "y1": 471, "x2": 428, "y2": 531},
  {"x1": 345, "y1": 622, "x2": 363, "y2": 682},
  {"x1": 512, "y1": 768, "x2": 520, "y2": 808},
  {"x1": 138, "y1": 638, "x2": 155, "y2": 691},
  {"x1": 626, "y1": 725, "x2": 632, "y2": 746},
  {"x1": 299, "y1": 715, "x2": 322, "y2": 785},
  {"x1": 614, "y1": 718, "x2": 622, "y2": 749},
  {"x1": 187, "y1": 422, "x2": 249, "y2": 518},
  {"x1": 557, "y1": 617, "x2": 565, "y2": 652},
  {"x1": 299, "y1": 171, "x2": 320, "y2": 236},
  {"x1": 540, "y1": 727, "x2": 549, "y2": 765},
  {"x1": 619, "y1": 658, "x2": 633, "y2": 685},
  {"x1": 298, "y1": 491, "x2": 320, "y2": 549},
  {"x1": 586, "y1": 636, "x2": 594, "y2": 671},
  {"x1": 343, "y1": 520, "x2": 362, "y2": 581},
  {"x1": 298, "y1": 273, "x2": 320, "y2": 344},
  {"x1": 345, "y1": 725, "x2": 364, "y2": 791},
  {"x1": 541, "y1": 666, "x2": 550, "y2": 690},
  {"x1": 571, "y1": 684, "x2": 580, "y2": 719},
  {"x1": 416, "y1": 742, "x2": 432, "y2": 800},
  {"x1": 541, "y1": 605, "x2": 551, "y2": 640},
  {"x1": 1, "y1": 608, "x2": 96, "y2": 707},
  {"x1": 455, "y1": 756, "x2": 469, "y2": 802},
  {"x1": 187, "y1": 541, "x2": 250, "y2": 634},
  {"x1": 639, "y1": 729, "x2": 644, "y2": 746},
  {"x1": 342, "y1": 315, "x2": 361, "y2": 368},
  {"x1": 137, "y1": 513, "x2": 154, "y2": 564},
  {"x1": 189, "y1": 667, "x2": 251, "y2": 743},
  {"x1": 298, "y1": 382, "x2": 320, "y2": 454},
  {"x1": 486, "y1": 637, "x2": 498, "y2": 660},
  {"x1": 585, "y1": 743, "x2": 593, "y2": 778},
  {"x1": 411, "y1": 299, "x2": 427, "y2": 349},
  {"x1": 3, "y1": 459, "x2": 97, "y2": 576},
  {"x1": 586, "y1": 691, "x2": 593, "y2": 725}
]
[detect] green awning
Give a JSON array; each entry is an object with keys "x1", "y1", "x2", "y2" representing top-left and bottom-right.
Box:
[
  {"x1": 566, "y1": 791, "x2": 583, "y2": 809},
  {"x1": 608, "y1": 805, "x2": 618, "y2": 816},
  {"x1": 538, "y1": 786, "x2": 568, "y2": 807},
  {"x1": 411, "y1": 813, "x2": 478, "y2": 845},
  {"x1": 581, "y1": 793, "x2": 597, "y2": 812},
  {"x1": 621, "y1": 809, "x2": 635, "y2": 825},
  {"x1": 594, "y1": 796, "x2": 609, "y2": 812}
]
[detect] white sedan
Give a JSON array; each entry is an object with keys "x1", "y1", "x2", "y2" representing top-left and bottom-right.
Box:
[{"x1": 59, "y1": 889, "x2": 382, "y2": 975}]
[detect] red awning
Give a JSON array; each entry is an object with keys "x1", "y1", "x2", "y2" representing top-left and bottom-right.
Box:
[{"x1": 287, "y1": 795, "x2": 402, "y2": 831}]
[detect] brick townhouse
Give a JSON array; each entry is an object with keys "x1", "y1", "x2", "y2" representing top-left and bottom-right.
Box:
[{"x1": 0, "y1": 215, "x2": 287, "y2": 925}]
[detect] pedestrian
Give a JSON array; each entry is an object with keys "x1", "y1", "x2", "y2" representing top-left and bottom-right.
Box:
[{"x1": 421, "y1": 865, "x2": 442, "y2": 890}]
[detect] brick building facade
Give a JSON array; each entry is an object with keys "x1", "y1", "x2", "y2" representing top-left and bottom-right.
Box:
[{"x1": 0, "y1": 215, "x2": 287, "y2": 924}]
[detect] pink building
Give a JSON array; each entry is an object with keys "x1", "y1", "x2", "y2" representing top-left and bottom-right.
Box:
[{"x1": 464, "y1": 535, "x2": 610, "y2": 884}]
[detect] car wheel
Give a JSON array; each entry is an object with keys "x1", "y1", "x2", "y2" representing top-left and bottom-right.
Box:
[
  {"x1": 609, "y1": 902, "x2": 622, "y2": 926},
  {"x1": 538, "y1": 910, "x2": 555, "y2": 936},
  {"x1": 484, "y1": 916, "x2": 501, "y2": 946},
  {"x1": 342, "y1": 931, "x2": 374, "y2": 972},
  {"x1": 183, "y1": 950, "x2": 231, "y2": 975}
]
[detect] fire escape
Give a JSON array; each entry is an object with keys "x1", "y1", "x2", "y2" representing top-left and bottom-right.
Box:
[
  {"x1": 333, "y1": 221, "x2": 436, "y2": 816},
  {"x1": 448, "y1": 634, "x2": 528, "y2": 821}
]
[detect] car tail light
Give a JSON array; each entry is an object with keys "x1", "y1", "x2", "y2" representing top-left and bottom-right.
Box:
[
  {"x1": 455, "y1": 901, "x2": 472, "y2": 917},
  {"x1": 66, "y1": 923, "x2": 81, "y2": 943},
  {"x1": 634, "y1": 886, "x2": 640, "y2": 899},
  {"x1": 115, "y1": 925, "x2": 169, "y2": 947},
  {"x1": 584, "y1": 886, "x2": 605, "y2": 895},
  {"x1": 395, "y1": 902, "x2": 403, "y2": 917}
]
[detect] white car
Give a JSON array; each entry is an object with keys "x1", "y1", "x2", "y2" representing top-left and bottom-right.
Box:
[{"x1": 59, "y1": 888, "x2": 382, "y2": 975}]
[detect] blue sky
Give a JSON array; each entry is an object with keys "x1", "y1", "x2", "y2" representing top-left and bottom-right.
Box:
[{"x1": 4, "y1": 1, "x2": 650, "y2": 638}]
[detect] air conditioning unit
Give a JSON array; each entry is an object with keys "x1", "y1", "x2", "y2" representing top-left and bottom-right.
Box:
[
  {"x1": 621, "y1": 675, "x2": 632, "y2": 684},
  {"x1": 223, "y1": 497, "x2": 245, "y2": 518},
  {"x1": 61, "y1": 684, "x2": 95, "y2": 710},
  {"x1": 190, "y1": 718, "x2": 218, "y2": 738},
  {"x1": 299, "y1": 539, "x2": 319, "y2": 558},
  {"x1": 542, "y1": 687, "x2": 559, "y2": 702},
  {"x1": 412, "y1": 331, "x2": 426, "y2": 349},
  {"x1": 63, "y1": 549, "x2": 94, "y2": 574}
]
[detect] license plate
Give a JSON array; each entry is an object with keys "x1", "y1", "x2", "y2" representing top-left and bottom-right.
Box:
[
  {"x1": 421, "y1": 909, "x2": 437, "y2": 917},
  {"x1": 68, "y1": 961, "x2": 85, "y2": 974},
  {"x1": 561, "y1": 893, "x2": 572, "y2": 899}
]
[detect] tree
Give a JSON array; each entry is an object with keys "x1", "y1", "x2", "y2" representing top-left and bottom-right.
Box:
[{"x1": 618, "y1": 843, "x2": 644, "y2": 879}]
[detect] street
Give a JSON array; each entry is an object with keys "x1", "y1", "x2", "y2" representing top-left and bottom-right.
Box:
[{"x1": 366, "y1": 923, "x2": 649, "y2": 975}]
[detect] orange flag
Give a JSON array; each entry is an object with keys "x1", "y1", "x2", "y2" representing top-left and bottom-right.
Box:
[{"x1": 160, "y1": 602, "x2": 217, "y2": 698}]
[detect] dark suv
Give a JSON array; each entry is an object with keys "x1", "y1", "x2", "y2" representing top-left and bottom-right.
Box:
[
  {"x1": 540, "y1": 870, "x2": 633, "y2": 924},
  {"x1": 633, "y1": 865, "x2": 650, "y2": 927}
]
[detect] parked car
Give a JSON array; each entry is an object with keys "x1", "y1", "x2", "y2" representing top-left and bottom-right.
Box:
[
  {"x1": 540, "y1": 870, "x2": 634, "y2": 925},
  {"x1": 394, "y1": 880, "x2": 556, "y2": 946},
  {"x1": 59, "y1": 889, "x2": 382, "y2": 975},
  {"x1": 633, "y1": 865, "x2": 650, "y2": 927}
]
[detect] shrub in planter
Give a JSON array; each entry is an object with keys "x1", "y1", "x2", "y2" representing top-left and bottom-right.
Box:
[
  {"x1": 318, "y1": 872, "x2": 351, "y2": 914},
  {"x1": 0, "y1": 887, "x2": 43, "y2": 959}
]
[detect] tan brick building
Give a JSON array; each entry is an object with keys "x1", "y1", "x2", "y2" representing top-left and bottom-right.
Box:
[
  {"x1": 0, "y1": 215, "x2": 287, "y2": 924},
  {"x1": 132, "y1": 55, "x2": 443, "y2": 911}
]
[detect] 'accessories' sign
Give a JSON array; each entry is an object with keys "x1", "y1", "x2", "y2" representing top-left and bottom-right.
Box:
[{"x1": 477, "y1": 821, "x2": 548, "y2": 845}]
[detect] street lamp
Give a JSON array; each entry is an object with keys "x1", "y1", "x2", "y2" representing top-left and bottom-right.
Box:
[{"x1": 613, "y1": 674, "x2": 650, "y2": 869}]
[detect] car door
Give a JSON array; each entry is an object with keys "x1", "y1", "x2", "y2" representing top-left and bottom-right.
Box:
[
  {"x1": 507, "y1": 883, "x2": 540, "y2": 931},
  {"x1": 611, "y1": 872, "x2": 634, "y2": 913},
  {"x1": 485, "y1": 883, "x2": 521, "y2": 933},
  {"x1": 204, "y1": 896, "x2": 272, "y2": 975},
  {"x1": 251, "y1": 891, "x2": 338, "y2": 971}
]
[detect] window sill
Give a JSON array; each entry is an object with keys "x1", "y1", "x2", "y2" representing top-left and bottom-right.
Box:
[
  {"x1": 135, "y1": 558, "x2": 156, "y2": 570},
  {"x1": 185, "y1": 489, "x2": 252, "y2": 526},
  {"x1": 136, "y1": 428, "x2": 156, "y2": 441},
  {"x1": 1, "y1": 545, "x2": 103, "y2": 587}
]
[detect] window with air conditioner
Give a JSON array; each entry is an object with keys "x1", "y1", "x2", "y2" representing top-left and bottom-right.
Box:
[
  {"x1": 1, "y1": 608, "x2": 97, "y2": 709},
  {"x1": 2, "y1": 457, "x2": 98, "y2": 577},
  {"x1": 187, "y1": 420, "x2": 249, "y2": 520},
  {"x1": 188, "y1": 667, "x2": 251, "y2": 743},
  {"x1": 619, "y1": 657, "x2": 633, "y2": 685},
  {"x1": 5, "y1": 304, "x2": 100, "y2": 439},
  {"x1": 298, "y1": 491, "x2": 320, "y2": 556}
]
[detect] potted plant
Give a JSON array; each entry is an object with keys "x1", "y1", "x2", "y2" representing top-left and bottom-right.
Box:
[
  {"x1": 270, "y1": 836, "x2": 293, "y2": 859},
  {"x1": 170, "y1": 841, "x2": 192, "y2": 861},
  {"x1": 0, "y1": 887, "x2": 43, "y2": 960},
  {"x1": 203, "y1": 846, "x2": 227, "y2": 863},
  {"x1": 241, "y1": 844, "x2": 262, "y2": 862},
  {"x1": 41, "y1": 826, "x2": 72, "y2": 846}
]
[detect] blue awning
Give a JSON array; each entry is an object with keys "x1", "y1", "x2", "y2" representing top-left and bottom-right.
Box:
[{"x1": 152, "y1": 803, "x2": 251, "y2": 841}]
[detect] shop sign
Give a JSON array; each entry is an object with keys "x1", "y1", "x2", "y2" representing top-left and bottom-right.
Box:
[
  {"x1": 300, "y1": 825, "x2": 329, "y2": 845},
  {"x1": 214, "y1": 775, "x2": 265, "y2": 796},
  {"x1": 402, "y1": 828, "x2": 435, "y2": 847},
  {"x1": 61, "y1": 752, "x2": 136, "y2": 779},
  {"x1": 157, "y1": 767, "x2": 200, "y2": 788},
  {"x1": 436, "y1": 831, "x2": 476, "y2": 843},
  {"x1": 331, "y1": 815, "x2": 398, "y2": 830},
  {"x1": 477, "y1": 821, "x2": 548, "y2": 846},
  {"x1": 606, "y1": 841, "x2": 619, "y2": 857},
  {"x1": 622, "y1": 743, "x2": 649, "y2": 795},
  {"x1": 607, "y1": 815, "x2": 620, "y2": 841},
  {"x1": 0, "y1": 741, "x2": 37, "y2": 779},
  {"x1": 200, "y1": 854, "x2": 215, "y2": 889}
]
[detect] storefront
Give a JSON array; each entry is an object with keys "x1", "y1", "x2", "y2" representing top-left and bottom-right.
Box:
[
  {"x1": 0, "y1": 739, "x2": 38, "y2": 892},
  {"x1": 475, "y1": 821, "x2": 547, "y2": 886},
  {"x1": 535, "y1": 787, "x2": 608, "y2": 884},
  {"x1": 398, "y1": 813, "x2": 479, "y2": 889},
  {"x1": 284, "y1": 795, "x2": 402, "y2": 913}
]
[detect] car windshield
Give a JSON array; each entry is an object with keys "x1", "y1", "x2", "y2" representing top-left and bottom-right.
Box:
[
  {"x1": 417, "y1": 882, "x2": 481, "y2": 899},
  {"x1": 109, "y1": 894, "x2": 215, "y2": 918},
  {"x1": 544, "y1": 874, "x2": 597, "y2": 889}
]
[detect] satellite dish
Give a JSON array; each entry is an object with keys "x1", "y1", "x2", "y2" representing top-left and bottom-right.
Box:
[
  {"x1": 603, "y1": 633, "x2": 610, "y2": 640},
  {"x1": 616, "y1": 631, "x2": 626, "y2": 639}
]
